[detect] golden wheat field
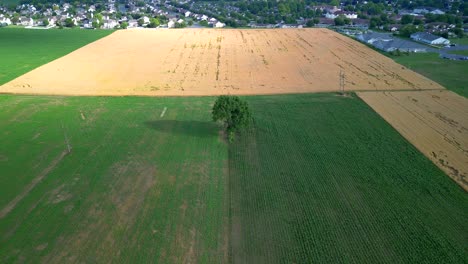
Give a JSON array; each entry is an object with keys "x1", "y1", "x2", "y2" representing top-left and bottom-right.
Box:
[{"x1": 0, "y1": 28, "x2": 443, "y2": 96}]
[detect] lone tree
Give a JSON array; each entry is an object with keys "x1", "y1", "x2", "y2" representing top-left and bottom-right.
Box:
[{"x1": 212, "y1": 95, "x2": 252, "y2": 141}]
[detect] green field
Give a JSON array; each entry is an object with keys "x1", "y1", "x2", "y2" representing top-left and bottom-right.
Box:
[
  {"x1": 447, "y1": 49, "x2": 468, "y2": 56},
  {"x1": 0, "y1": 95, "x2": 228, "y2": 263},
  {"x1": 0, "y1": 93, "x2": 466, "y2": 263},
  {"x1": 391, "y1": 53, "x2": 468, "y2": 97},
  {"x1": 229, "y1": 93, "x2": 467, "y2": 263},
  {"x1": 0, "y1": 28, "x2": 112, "y2": 85},
  {"x1": 451, "y1": 37, "x2": 468, "y2": 46}
]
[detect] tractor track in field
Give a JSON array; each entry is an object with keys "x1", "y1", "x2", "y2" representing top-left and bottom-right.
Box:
[{"x1": 0, "y1": 150, "x2": 68, "y2": 219}]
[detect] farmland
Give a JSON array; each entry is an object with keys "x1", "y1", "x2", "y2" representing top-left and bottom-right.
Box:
[
  {"x1": 358, "y1": 90, "x2": 468, "y2": 190},
  {"x1": 0, "y1": 93, "x2": 466, "y2": 263},
  {"x1": 0, "y1": 28, "x2": 112, "y2": 85},
  {"x1": 0, "y1": 27, "x2": 467, "y2": 264},
  {"x1": 229, "y1": 93, "x2": 467, "y2": 263},
  {"x1": 0, "y1": 95, "x2": 228, "y2": 263},
  {"x1": 0, "y1": 28, "x2": 443, "y2": 96}
]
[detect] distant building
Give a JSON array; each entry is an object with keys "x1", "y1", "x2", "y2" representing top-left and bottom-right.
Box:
[
  {"x1": 430, "y1": 9, "x2": 445, "y2": 15},
  {"x1": 356, "y1": 32, "x2": 434, "y2": 53},
  {"x1": 19, "y1": 17, "x2": 34, "y2": 26},
  {"x1": 214, "y1": 21, "x2": 225, "y2": 28},
  {"x1": 0, "y1": 15, "x2": 11, "y2": 25},
  {"x1": 410, "y1": 32, "x2": 450, "y2": 45},
  {"x1": 141, "y1": 16, "x2": 150, "y2": 25},
  {"x1": 102, "y1": 19, "x2": 118, "y2": 29},
  {"x1": 373, "y1": 39, "x2": 432, "y2": 53},
  {"x1": 167, "y1": 20, "x2": 175, "y2": 28},
  {"x1": 388, "y1": 24, "x2": 402, "y2": 32},
  {"x1": 413, "y1": 8, "x2": 429, "y2": 14},
  {"x1": 128, "y1": 19, "x2": 138, "y2": 28},
  {"x1": 356, "y1": 32, "x2": 393, "y2": 44}
]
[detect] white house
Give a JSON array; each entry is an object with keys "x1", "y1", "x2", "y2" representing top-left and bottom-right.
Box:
[
  {"x1": 326, "y1": 11, "x2": 357, "y2": 19},
  {"x1": 410, "y1": 32, "x2": 450, "y2": 45},
  {"x1": 185, "y1": 11, "x2": 191, "y2": 17},
  {"x1": 128, "y1": 19, "x2": 138, "y2": 28},
  {"x1": 168, "y1": 20, "x2": 175, "y2": 28},
  {"x1": 141, "y1": 16, "x2": 150, "y2": 25},
  {"x1": 102, "y1": 19, "x2": 118, "y2": 29},
  {"x1": 325, "y1": 13, "x2": 338, "y2": 19},
  {"x1": 214, "y1": 21, "x2": 225, "y2": 28},
  {"x1": 430, "y1": 9, "x2": 445, "y2": 15},
  {"x1": 356, "y1": 32, "x2": 393, "y2": 44},
  {"x1": 20, "y1": 17, "x2": 34, "y2": 26},
  {"x1": 201, "y1": 15, "x2": 208, "y2": 21},
  {"x1": 0, "y1": 15, "x2": 12, "y2": 25},
  {"x1": 177, "y1": 18, "x2": 184, "y2": 24},
  {"x1": 413, "y1": 8, "x2": 429, "y2": 14}
]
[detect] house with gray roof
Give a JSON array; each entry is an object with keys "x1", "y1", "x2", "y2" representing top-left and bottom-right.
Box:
[
  {"x1": 373, "y1": 38, "x2": 435, "y2": 53},
  {"x1": 356, "y1": 32, "x2": 393, "y2": 44},
  {"x1": 410, "y1": 32, "x2": 450, "y2": 45}
]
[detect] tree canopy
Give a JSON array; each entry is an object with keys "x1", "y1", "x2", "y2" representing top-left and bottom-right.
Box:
[{"x1": 212, "y1": 95, "x2": 252, "y2": 141}]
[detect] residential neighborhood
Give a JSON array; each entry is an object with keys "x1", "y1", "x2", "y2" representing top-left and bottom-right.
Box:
[
  {"x1": 0, "y1": 0, "x2": 466, "y2": 60},
  {"x1": 0, "y1": 0, "x2": 227, "y2": 30},
  {"x1": 0, "y1": 0, "x2": 466, "y2": 34}
]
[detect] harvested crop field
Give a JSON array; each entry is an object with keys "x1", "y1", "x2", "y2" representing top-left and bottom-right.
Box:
[
  {"x1": 0, "y1": 28, "x2": 443, "y2": 96},
  {"x1": 358, "y1": 90, "x2": 468, "y2": 190}
]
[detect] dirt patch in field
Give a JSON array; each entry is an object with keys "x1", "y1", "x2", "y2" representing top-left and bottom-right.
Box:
[
  {"x1": 0, "y1": 154, "x2": 8, "y2": 162},
  {"x1": 43, "y1": 159, "x2": 156, "y2": 263},
  {"x1": 358, "y1": 90, "x2": 468, "y2": 190},
  {"x1": 0, "y1": 29, "x2": 443, "y2": 96}
]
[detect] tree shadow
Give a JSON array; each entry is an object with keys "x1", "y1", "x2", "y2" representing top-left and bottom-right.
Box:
[{"x1": 144, "y1": 120, "x2": 220, "y2": 138}]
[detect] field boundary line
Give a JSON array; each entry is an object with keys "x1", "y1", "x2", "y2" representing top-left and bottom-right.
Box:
[{"x1": 0, "y1": 150, "x2": 68, "y2": 219}]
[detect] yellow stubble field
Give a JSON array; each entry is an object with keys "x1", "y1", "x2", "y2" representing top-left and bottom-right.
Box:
[{"x1": 0, "y1": 28, "x2": 443, "y2": 96}]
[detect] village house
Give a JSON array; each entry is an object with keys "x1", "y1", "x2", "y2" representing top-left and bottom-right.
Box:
[
  {"x1": 141, "y1": 16, "x2": 150, "y2": 25},
  {"x1": 373, "y1": 38, "x2": 432, "y2": 53},
  {"x1": 167, "y1": 20, "x2": 175, "y2": 28},
  {"x1": 0, "y1": 15, "x2": 11, "y2": 25},
  {"x1": 214, "y1": 21, "x2": 225, "y2": 28},
  {"x1": 128, "y1": 19, "x2": 138, "y2": 28},
  {"x1": 19, "y1": 17, "x2": 34, "y2": 26},
  {"x1": 388, "y1": 24, "x2": 402, "y2": 32},
  {"x1": 356, "y1": 32, "x2": 393, "y2": 44},
  {"x1": 326, "y1": 11, "x2": 357, "y2": 20},
  {"x1": 102, "y1": 19, "x2": 118, "y2": 29}
]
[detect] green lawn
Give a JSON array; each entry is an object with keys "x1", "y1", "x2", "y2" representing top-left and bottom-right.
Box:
[
  {"x1": 450, "y1": 37, "x2": 468, "y2": 46},
  {"x1": 392, "y1": 53, "x2": 468, "y2": 97},
  {"x1": 447, "y1": 49, "x2": 468, "y2": 56},
  {"x1": 0, "y1": 28, "x2": 112, "y2": 85},
  {"x1": 229, "y1": 93, "x2": 467, "y2": 263},
  {"x1": 0, "y1": 95, "x2": 228, "y2": 263}
]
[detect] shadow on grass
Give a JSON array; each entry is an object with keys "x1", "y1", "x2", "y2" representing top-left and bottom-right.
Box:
[{"x1": 144, "y1": 120, "x2": 220, "y2": 138}]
